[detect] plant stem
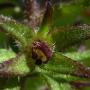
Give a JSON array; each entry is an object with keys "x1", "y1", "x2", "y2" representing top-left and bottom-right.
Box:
[{"x1": 23, "y1": 0, "x2": 46, "y2": 31}]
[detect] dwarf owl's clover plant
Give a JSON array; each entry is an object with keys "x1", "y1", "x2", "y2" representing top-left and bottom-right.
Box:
[{"x1": 0, "y1": 0, "x2": 90, "y2": 90}]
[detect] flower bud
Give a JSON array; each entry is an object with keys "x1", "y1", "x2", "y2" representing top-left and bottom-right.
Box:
[{"x1": 32, "y1": 40, "x2": 52, "y2": 65}]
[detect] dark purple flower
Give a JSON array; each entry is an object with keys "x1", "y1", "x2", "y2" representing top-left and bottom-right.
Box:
[{"x1": 32, "y1": 40, "x2": 52, "y2": 65}]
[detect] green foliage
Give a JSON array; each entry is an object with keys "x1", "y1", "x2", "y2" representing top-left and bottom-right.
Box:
[
  {"x1": 0, "y1": 0, "x2": 90, "y2": 90},
  {"x1": 51, "y1": 25, "x2": 90, "y2": 51}
]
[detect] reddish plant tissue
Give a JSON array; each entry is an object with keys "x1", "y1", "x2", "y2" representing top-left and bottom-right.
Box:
[
  {"x1": 32, "y1": 40, "x2": 52, "y2": 65},
  {"x1": 83, "y1": 8, "x2": 90, "y2": 18}
]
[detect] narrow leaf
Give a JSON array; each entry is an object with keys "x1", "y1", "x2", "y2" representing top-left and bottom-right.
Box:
[
  {"x1": 50, "y1": 24, "x2": 90, "y2": 51},
  {"x1": 40, "y1": 52, "x2": 90, "y2": 78},
  {"x1": 43, "y1": 74, "x2": 72, "y2": 90},
  {"x1": 64, "y1": 50, "x2": 90, "y2": 67},
  {"x1": 0, "y1": 15, "x2": 34, "y2": 47}
]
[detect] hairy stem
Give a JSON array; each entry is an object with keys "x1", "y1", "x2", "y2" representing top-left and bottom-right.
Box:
[{"x1": 24, "y1": 0, "x2": 46, "y2": 30}]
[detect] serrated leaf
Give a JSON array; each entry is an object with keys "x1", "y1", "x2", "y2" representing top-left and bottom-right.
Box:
[
  {"x1": 50, "y1": 24, "x2": 90, "y2": 51},
  {"x1": 0, "y1": 15, "x2": 34, "y2": 47}
]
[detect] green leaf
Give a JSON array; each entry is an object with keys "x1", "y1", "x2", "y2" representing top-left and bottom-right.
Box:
[
  {"x1": 64, "y1": 50, "x2": 90, "y2": 66},
  {"x1": 40, "y1": 52, "x2": 90, "y2": 78},
  {"x1": 37, "y1": 52, "x2": 90, "y2": 90},
  {"x1": 52, "y1": 4, "x2": 83, "y2": 27},
  {"x1": 0, "y1": 77, "x2": 7, "y2": 90},
  {"x1": 0, "y1": 15, "x2": 34, "y2": 47},
  {"x1": 52, "y1": 2, "x2": 90, "y2": 27},
  {"x1": 36, "y1": 66, "x2": 90, "y2": 89},
  {"x1": 43, "y1": 74, "x2": 72, "y2": 90},
  {"x1": 63, "y1": 39, "x2": 90, "y2": 67},
  {"x1": 9, "y1": 54, "x2": 30, "y2": 76},
  {"x1": 43, "y1": 74, "x2": 61, "y2": 90},
  {"x1": 50, "y1": 24, "x2": 90, "y2": 51},
  {"x1": 0, "y1": 77, "x2": 20, "y2": 90},
  {"x1": 0, "y1": 32, "x2": 8, "y2": 48},
  {"x1": 38, "y1": 24, "x2": 50, "y2": 38},
  {"x1": 0, "y1": 49, "x2": 30, "y2": 76},
  {"x1": 23, "y1": 73, "x2": 48, "y2": 90},
  {"x1": 0, "y1": 49, "x2": 15, "y2": 62},
  {"x1": 3, "y1": 77, "x2": 20, "y2": 90}
]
